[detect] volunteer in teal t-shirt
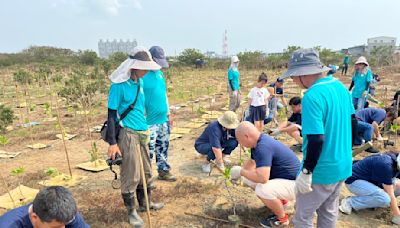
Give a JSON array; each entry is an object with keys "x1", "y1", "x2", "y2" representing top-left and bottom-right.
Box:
[
  {"x1": 280, "y1": 48, "x2": 354, "y2": 228},
  {"x1": 228, "y1": 55, "x2": 241, "y2": 112},
  {"x1": 142, "y1": 46, "x2": 177, "y2": 181},
  {"x1": 349, "y1": 56, "x2": 372, "y2": 110}
]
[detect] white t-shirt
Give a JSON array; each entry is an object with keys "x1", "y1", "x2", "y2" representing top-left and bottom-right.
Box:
[{"x1": 248, "y1": 87, "x2": 270, "y2": 106}]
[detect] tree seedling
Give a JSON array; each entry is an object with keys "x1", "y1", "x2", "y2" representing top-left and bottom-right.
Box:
[
  {"x1": 0, "y1": 135, "x2": 9, "y2": 147},
  {"x1": 11, "y1": 167, "x2": 26, "y2": 201},
  {"x1": 45, "y1": 167, "x2": 61, "y2": 177}
]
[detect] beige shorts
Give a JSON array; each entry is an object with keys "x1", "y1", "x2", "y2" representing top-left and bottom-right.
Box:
[{"x1": 246, "y1": 178, "x2": 296, "y2": 201}]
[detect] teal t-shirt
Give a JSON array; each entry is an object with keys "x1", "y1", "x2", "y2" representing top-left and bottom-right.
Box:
[
  {"x1": 142, "y1": 70, "x2": 169, "y2": 125},
  {"x1": 107, "y1": 78, "x2": 148, "y2": 131},
  {"x1": 301, "y1": 75, "x2": 354, "y2": 184},
  {"x1": 352, "y1": 68, "x2": 372, "y2": 98},
  {"x1": 343, "y1": 56, "x2": 350, "y2": 64},
  {"x1": 227, "y1": 68, "x2": 240, "y2": 90}
]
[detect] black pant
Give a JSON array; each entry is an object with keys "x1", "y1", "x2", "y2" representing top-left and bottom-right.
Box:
[{"x1": 342, "y1": 64, "x2": 348, "y2": 75}]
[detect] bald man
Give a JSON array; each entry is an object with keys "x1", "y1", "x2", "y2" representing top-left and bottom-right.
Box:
[{"x1": 230, "y1": 121, "x2": 300, "y2": 227}]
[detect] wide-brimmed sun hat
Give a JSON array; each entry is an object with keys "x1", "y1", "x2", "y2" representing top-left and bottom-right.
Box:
[
  {"x1": 149, "y1": 46, "x2": 169, "y2": 68},
  {"x1": 355, "y1": 56, "x2": 369, "y2": 66},
  {"x1": 279, "y1": 48, "x2": 331, "y2": 80},
  {"x1": 218, "y1": 111, "x2": 239, "y2": 129},
  {"x1": 109, "y1": 46, "x2": 161, "y2": 83},
  {"x1": 231, "y1": 56, "x2": 240, "y2": 63}
]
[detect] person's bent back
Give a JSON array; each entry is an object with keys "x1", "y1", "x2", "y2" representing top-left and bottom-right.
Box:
[{"x1": 0, "y1": 186, "x2": 89, "y2": 228}]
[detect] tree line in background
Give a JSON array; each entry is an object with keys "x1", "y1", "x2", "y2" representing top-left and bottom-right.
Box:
[{"x1": 0, "y1": 44, "x2": 397, "y2": 70}]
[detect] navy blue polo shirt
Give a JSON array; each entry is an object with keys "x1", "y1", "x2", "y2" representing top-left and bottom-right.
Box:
[
  {"x1": 250, "y1": 134, "x2": 300, "y2": 180},
  {"x1": 346, "y1": 153, "x2": 398, "y2": 187},
  {"x1": 194, "y1": 121, "x2": 235, "y2": 149},
  {"x1": 0, "y1": 205, "x2": 90, "y2": 228},
  {"x1": 269, "y1": 82, "x2": 283, "y2": 95},
  {"x1": 356, "y1": 108, "x2": 386, "y2": 125}
]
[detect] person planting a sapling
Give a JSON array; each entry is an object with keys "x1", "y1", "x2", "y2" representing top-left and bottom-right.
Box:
[
  {"x1": 0, "y1": 186, "x2": 89, "y2": 228},
  {"x1": 231, "y1": 121, "x2": 300, "y2": 227},
  {"x1": 142, "y1": 46, "x2": 176, "y2": 182},
  {"x1": 227, "y1": 56, "x2": 241, "y2": 112},
  {"x1": 105, "y1": 47, "x2": 164, "y2": 228},
  {"x1": 270, "y1": 96, "x2": 303, "y2": 150},
  {"x1": 339, "y1": 152, "x2": 400, "y2": 225},
  {"x1": 194, "y1": 111, "x2": 239, "y2": 173},
  {"x1": 349, "y1": 56, "x2": 372, "y2": 111},
  {"x1": 280, "y1": 49, "x2": 355, "y2": 228},
  {"x1": 247, "y1": 72, "x2": 270, "y2": 132},
  {"x1": 356, "y1": 107, "x2": 386, "y2": 141},
  {"x1": 268, "y1": 78, "x2": 287, "y2": 111}
]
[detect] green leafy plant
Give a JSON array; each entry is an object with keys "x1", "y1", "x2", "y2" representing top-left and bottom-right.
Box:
[
  {"x1": 88, "y1": 142, "x2": 100, "y2": 164},
  {"x1": 0, "y1": 104, "x2": 15, "y2": 133},
  {"x1": 0, "y1": 135, "x2": 9, "y2": 147},
  {"x1": 45, "y1": 167, "x2": 61, "y2": 177},
  {"x1": 11, "y1": 167, "x2": 26, "y2": 200}
]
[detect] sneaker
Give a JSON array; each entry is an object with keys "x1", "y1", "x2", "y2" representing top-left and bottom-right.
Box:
[
  {"x1": 365, "y1": 147, "x2": 379, "y2": 153},
  {"x1": 339, "y1": 197, "x2": 352, "y2": 215},
  {"x1": 260, "y1": 214, "x2": 289, "y2": 227},
  {"x1": 158, "y1": 171, "x2": 177, "y2": 182},
  {"x1": 202, "y1": 163, "x2": 211, "y2": 173}
]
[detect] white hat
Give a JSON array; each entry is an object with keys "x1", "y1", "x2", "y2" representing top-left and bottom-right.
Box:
[
  {"x1": 355, "y1": 56, "x2": 369, "y2": 66},
  {"x1": 231, "y1": 56, "x2": 239, "y2": 63},
  {"x1": 109, "y1": 46, "x2": 161, "y2": 83}
]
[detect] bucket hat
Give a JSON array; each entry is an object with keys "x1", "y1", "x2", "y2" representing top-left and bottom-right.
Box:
[
  {"x1": 280, "y1": 48, "x2": 331, "y2": 80},
  {"x1": 231, "y1": 56, "x2": 240, "y2": 63},
  {"x1": 218, "y1": 111, "x2": 239, "y2": 129},
  {"x1": 355, "y1": 56, "x2": 369, "y2": 66},
  {"x1": 149, "y1": 46, "x2": 169, "y2": 68}
]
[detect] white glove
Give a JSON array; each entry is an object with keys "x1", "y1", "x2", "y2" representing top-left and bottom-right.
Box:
[
  {"x1": 216, "y1": 162, "x2": 225, "y2": 172},
  {"x1": 230, "y1": 166, "x2": 242, "y2": 180},
  {"x1": 392, "y1": 215, "x2": 400, "y2": 225},
  {"x1": 295, "y1": 172, "x2": 313, "y2": 194}
]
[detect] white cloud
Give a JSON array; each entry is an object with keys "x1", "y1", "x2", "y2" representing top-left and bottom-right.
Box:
[{"x1": 49, "y1": 0, "x2": 142, "y2": 15}]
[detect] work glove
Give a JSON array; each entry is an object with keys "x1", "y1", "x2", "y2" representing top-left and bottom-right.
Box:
[
  {"x1": 295, "y1": 172, "x2": 313, "y2": 194},
  {"x1": 270, "y1": 129, "x2": 281, "y2": 136},
  {"x1": 392, "y1": 215, "x2": 400, "y2": 225},
  {"x1": 230, "y1": 166, "x2": 242, "y2": 180},
  {"x1": 216, "y1": 162, "x2": 225, "y2": 172}
]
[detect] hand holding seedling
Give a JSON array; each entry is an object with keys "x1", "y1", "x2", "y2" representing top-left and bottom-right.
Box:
[{"x1": 108, "y1": 144, "x2": 122, "y2": 160}]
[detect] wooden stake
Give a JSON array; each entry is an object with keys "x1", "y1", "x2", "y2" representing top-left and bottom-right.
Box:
[
  {"x1": 135, "y1": 144, "x2": 152, "y2": 228},
  {"x1": 0, "y1": 172, "x2": 16, "y2": 208}
]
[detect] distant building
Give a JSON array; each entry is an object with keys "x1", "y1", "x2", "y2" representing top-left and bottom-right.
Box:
[
  {"x1": 342, "y1": 45, "x2": 367, "y2": 57},
  {"x1": 367, "y1": 36, "x2": 397, "y2": 53},
  {"x1": 98, "y1": 39, "x2": 137, "y2": 58}
]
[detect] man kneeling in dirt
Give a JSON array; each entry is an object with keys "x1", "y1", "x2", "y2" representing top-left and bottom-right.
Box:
[
  {"x1": 194, "y1": 111, "x2": 239, "y2": 173},
  {"x1": 339, "y1": 153, "x2": 400, "y2": 225},
  {"x1": 231, "y1": 121, "x2": 300, "y2": 227},
  {"x1": 0, "y1": 186, "x2": 89, "y2": 228}
]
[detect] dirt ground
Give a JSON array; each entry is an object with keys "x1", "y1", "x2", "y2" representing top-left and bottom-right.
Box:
[{"x1": 1, "y1": 67, "x2": 400, "y2": 227}]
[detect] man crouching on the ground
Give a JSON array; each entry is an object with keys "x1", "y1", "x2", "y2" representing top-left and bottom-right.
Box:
[
  {"x1": 194, "y1": 111, "x2": 239, "y2": 173},
  {"x1": 231, "y1": 121, "x2": 300, "y2": 227}
]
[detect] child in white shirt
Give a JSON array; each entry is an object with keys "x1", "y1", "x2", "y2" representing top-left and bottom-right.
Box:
[{"x1": 248, "y1": 73, "x2": 270, "y2": 132}]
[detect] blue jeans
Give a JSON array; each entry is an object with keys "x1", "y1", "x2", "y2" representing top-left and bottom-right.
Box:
[
  {"x1": 354, "y1": 121, "x2": 374, "y2": 146},
  {"x1": 352, "y1": 97, "x2": 366, "y2": 111},
  {"x1": 148, "y1": 122, "x2": 171, "y2": 173},
  {"x1": 346, "y1": 180, "x2": 400, "y2": 210},
  {"x1": 194, "y1": 139, "x2": 238, "y2": 161}
]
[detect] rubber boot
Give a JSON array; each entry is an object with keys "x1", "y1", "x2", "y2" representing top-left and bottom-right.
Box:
[
  {"x1": 122, "y1": 193, "x2": 144, "y2": 228},
  {"x1": 137, "y1": 187, "x2": 164, "y2": 212}
]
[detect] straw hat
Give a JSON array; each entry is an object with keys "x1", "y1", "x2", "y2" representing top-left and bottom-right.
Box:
[
  {"x1": 231, "y1": 56, "x2": 240, "y2": 63},
  {"x1": 129, "y1": 46, "x2": 161, "y2": 71},
  {"x1": 355, "y1": 56, "x2": 369, "y2": 66},
  {"x1": 218, "y1": 111, "x2": 239, "y2": 129}
]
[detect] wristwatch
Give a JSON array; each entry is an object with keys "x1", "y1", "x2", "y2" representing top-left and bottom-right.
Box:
[{"x1": 302, "y1": 168, "x2": 311, "y2": 175}]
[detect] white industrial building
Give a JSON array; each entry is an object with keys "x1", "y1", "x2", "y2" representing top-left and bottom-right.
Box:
[
  {"x1": 98, "y1": 39, "x2": 137, "y2": 58},
  {"x1": 367, "y1": 36, "x2": 397, "y2": 53}
]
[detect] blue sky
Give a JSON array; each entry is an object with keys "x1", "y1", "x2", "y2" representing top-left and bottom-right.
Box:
[{"x1": 1, "y1": 0, "x2": 399, "y2": 56}]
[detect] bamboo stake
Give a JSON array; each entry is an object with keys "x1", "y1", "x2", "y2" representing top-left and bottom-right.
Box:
[{"x1": 135, "y1": 144, "x2": 152, "y2": 228}]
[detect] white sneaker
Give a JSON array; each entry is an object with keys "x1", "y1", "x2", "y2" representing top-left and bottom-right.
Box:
[
  {"x1": 339, "y1": 198, "x2": 352, "y2": 215},
  {"x1": 201, "y1": 163, "x2": 211, "y2": 173}
]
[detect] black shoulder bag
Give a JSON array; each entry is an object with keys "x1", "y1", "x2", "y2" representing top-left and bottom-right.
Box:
[{"x1": 100, "y1": 84, "x2": 141, "y2": 142}]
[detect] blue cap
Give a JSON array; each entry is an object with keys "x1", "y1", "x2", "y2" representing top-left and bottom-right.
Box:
[{"x1": 149, "y1": 46, "x2": 169, "y2": 68}]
